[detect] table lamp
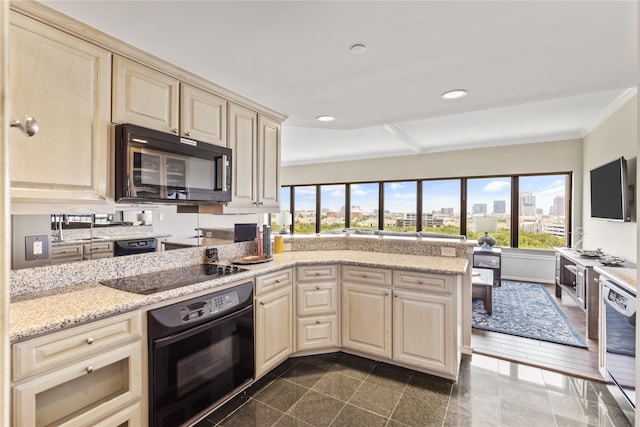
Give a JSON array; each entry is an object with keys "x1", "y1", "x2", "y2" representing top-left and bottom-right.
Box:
[
  {"x1": 276, "y1": 213, "x2": 292, "y2": 234},
  {"x1": 473, "y1": 216, "x2": 498, "y2": 248}
]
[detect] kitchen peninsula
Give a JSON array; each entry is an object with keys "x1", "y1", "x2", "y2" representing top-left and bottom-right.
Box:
[{"x1": 9, "y1": 234, "x2": 473, "y2": 426}]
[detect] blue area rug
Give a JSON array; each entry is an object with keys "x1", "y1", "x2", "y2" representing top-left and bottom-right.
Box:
[{"x1": 472, "y1": 280, "x2": 588, "y2": 348}]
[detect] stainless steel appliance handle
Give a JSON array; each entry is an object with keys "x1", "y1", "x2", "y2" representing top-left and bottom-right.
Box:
[
  {"x1": 221, "y1": 154, "x2": 228, "y2": 192},
  {"x1": 152, "y1": 304, "x2": 252, "y2": 348}
]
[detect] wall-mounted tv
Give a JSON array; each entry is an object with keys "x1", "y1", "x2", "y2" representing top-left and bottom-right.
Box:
[{"x1": 590, "y1": 156, "x2": 630, "y2": 222}]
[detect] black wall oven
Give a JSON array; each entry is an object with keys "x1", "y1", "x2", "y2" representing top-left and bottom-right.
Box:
[
  {"x1": 603, "y1": 278, "x2": 635, "y2": 426},
  {"x1": 115, "y1": 124, "x2": 232, "y2": 204},
  {"x1": 147, "y1": 282, "x2": 254, "y2": 427}
]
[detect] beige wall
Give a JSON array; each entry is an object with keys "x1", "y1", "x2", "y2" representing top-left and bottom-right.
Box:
[
  {"x1": 582, "y1": 96, "x2": 638, "y2": 261},
  {"x1": 282, "y1": 138, "x2": 584, "y2": 234}
]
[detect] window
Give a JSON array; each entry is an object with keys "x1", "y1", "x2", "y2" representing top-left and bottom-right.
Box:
[
  {"x1": 350, "y1": 183, "x2": 379, "y2": 229},
  {"x1": 422, "y1": 179, "x2": 461, "y2": 235},
  {"x1": 293, "y1": 186, "x2": 316, "y2": 234},
  {"x1": 517, "y1": 174, "x2": 569, "y2": 249},
  {"x1": 466, "y1": 177, "x2": 511, "y2": 246},
  {"x1": 383, "y1": 181, "x2": 417, "y2": 232},
  {"x1": 320, "y1": 185, "x2": 346, "y2": 232},
  {"x1": 272, "y1": 187, "x2": 292, "y2": 233}
]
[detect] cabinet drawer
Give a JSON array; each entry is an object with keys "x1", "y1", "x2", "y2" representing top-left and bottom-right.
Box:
[
  {"x1": 82, "y1": 241, "x2": 113, "y2": 254},
  {"x1": 296, "y1": 282, "x2": 338, "y2": 316},
  {"x1": 255, "y1": 268, "x2": 293, "y2": 296},
  {"x1": 296, "y1": 315, "x2": 339, "y2": 351},
  {"x1": 12, "y1": 341, "x2": 142, "y2": 427},
  {"x1": 341, "y1": 265, "x2": 392, "y2": 287},
  {"x1": 296, "y1": 265, "x2": 338, "y2": 283},
  {"x1": 51, "y1": 244, "x2": 83, "y2": 263},
  {"x1": 393, "y1": 270, "x2": 454, "y2": 294},
  {"x1": 13, "y1": 311, "x2": 142, "y2": 381}
]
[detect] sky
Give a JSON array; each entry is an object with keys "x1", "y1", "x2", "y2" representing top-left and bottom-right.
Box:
[{"x1": 284, "y1": 175, "x2": 567, "y2": 216}]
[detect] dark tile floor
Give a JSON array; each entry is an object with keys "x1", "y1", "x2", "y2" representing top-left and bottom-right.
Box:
[{"x1": 193, "y1": 352, "x2": 630, "y2": 427}]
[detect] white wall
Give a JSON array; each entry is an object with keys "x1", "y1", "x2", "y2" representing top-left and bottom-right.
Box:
[{"x1": 582, "y1": 96, "x2": 638, "y2": 261}]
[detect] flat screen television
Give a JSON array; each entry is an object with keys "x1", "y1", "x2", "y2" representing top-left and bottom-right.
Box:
[{"x1": 590, "y1": 156, "x2": 630, "y2": 222}]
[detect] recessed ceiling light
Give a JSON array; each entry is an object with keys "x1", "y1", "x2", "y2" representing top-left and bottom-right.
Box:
[
  {"x1": 350, "y1": 44, "x2": 367, "y2": 54},
  {"x1": 316, "y1": 115, "x2": 335, "y2": 122},
  {"x1": 441, "y1": 89, "x2": 468, "y2": 100}
]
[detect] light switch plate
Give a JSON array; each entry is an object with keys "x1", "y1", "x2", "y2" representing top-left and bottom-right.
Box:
[{"x1": 25, "y1": 235, "x2": 49, "y2": 261}]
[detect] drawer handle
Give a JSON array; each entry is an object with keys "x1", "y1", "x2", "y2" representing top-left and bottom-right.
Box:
[
  {"x1": 86, "y1": 366, "x2": 94, "y2": 374},
  {"x1": 362, "y1": 274, "x2": 367, "y2": 278},
  {"x1": 86, "y1": 337, "x2": 94, "y2": 345}
]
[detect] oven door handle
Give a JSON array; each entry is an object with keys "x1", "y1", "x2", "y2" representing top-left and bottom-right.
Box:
[{"x1": 153, "y1": 304, "x2": 253, "y2": 348}]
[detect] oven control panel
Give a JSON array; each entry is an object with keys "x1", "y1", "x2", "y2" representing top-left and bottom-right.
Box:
[{"x1": 179, "y1": 290, "x2": 241, "y2": 322}]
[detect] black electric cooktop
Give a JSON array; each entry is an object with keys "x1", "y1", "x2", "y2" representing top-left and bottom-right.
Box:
[{"x1": 100, "y1": 264, "x2": 249, "y2": 295}]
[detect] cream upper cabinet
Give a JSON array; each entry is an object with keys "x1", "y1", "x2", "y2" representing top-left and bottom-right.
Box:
[
  {"x1": 112, "y1": 55, "x2": 179, "y2": 133},
  {"x1": 180, "y1": 83, "x2": 227, "y2": 146},
  {"x1": 226, "y1": 102, "x2": 281, "y2": 212},
  {"x1": 9, "y1": 11, "x2": 111, "y2": 211},
  {"x1": 113, "y1": 56, "x2": 227, "y2": 146}
]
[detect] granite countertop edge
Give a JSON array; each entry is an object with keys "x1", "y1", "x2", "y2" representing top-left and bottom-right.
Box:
[{"x1": 10, "y1": 250, "x2": 468, "y2": 343}]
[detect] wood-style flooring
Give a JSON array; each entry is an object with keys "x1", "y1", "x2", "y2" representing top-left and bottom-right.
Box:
[{"x1": 471, "y1": 282, "x2": 604, "y2": 381}]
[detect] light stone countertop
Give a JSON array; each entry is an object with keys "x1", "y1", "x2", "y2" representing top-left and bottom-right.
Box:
[
  {"x1": 9, "y1": 250, "x2": 468, "y2": 343},
  {"x1": 594, "y1": 266, "x2": 637, "y2": 294}
]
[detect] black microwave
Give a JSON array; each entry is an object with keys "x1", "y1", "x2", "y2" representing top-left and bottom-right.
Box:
[{"x1": 114, "y1": 124, "x2": 232, "y2": 204}]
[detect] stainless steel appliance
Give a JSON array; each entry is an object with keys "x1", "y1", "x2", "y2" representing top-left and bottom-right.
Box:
[
  {"x1": 603, "y1": 278, "x2": 636, "y2": 425},
  {"x1": 147, "y1": 282, "x2": 254, "y2": 427},
  {"x1": 113, "y1": 238, "x2": 157, "y2": 256},
  {"x1": 114, "y1": 123, "x2": 232, "y2": 204}
]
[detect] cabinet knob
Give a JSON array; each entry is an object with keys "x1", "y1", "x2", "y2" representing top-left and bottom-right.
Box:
[
  {"x1": 315, "y1": 272, "x2": 320, "y2": 276},
  {"x1": 362, "y1": 274, "x2": 367, "y2": 278},
  {"x1": 384, "y1": 291, "x2": 389, "y2": 296},
  {"x1": 316, "y1": 320, "x2": 320, "y2": 324},
  {"x1": 86, "y1": 366, "x2": 94, "y2": 374},
  {"x1": 418, "y1": 280, "x2": 423, "y2": 284},
  {"x1": 171, "y1": 128, "x2": 178, "y2": 134},
  {"x1": 275, "y1": 279, "x2": 280, "y2": 284},
  {"x1": 260, "y1": 301, "x2": 265, "y2": 306},
  {"x1": 86, "y1": 337, "x2": 94, "y2": 345},
  {"x1": 395, "y1": 293, "x2": 398, "y2": 297},
  {"x1": 316, "y1": 286, "x2": 320, "y2": 290},
  {"x1": 185, "y1": 131, "x2": 190, "y2": 137},
  {"x1": 98, "y1": 194, "x2": 107, "y2": 200}
]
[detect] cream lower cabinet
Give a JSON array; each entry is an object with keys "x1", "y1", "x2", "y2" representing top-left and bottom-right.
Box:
[
  {"x1": 255, "y1": 269, "x2": 293, "y2": 379},
  {"x1": 9, "y1": 11, "x2": 111, "y2": 211},
  {"x1": 393, "y1": 270, "x2": 461, "y2": 377},
  {"x1": 341, "y1": 265, "x2": 393, "y2": 359},
  {"x1": 295, "y1": 265, "x2": 339, "y2": 352},
  {"x1": 11, "y1": 311, "x2": 143, "y2": 427}
]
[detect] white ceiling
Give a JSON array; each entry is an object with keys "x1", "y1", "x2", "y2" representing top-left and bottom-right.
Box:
[{"x1": 39, "y1": 1, "x2": 638, "y2": 166}]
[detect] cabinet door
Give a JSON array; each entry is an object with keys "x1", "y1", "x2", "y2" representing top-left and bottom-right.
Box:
[
  {"x1": 296, "y1": 315, "x2": 339, "y2": 352},
  {"x1": 12, "y1": 341, "x2": 142, "y2": 427},
  {"x1": 341, "y1": 282, "x2": 392, "y2": 359},
  {"x1": 180, "y1": 83, "x2": 227, "y2": 146},
  {"x1": 257, "y1": 114, "x2": 281, "y2": 210},
  {"x1": 255, "y1": 285, "x2": 293, "y2": 379},
  {"x1": 393, "y1": 290, "x2": 454, "y2": 374},
  {"x1": 9, "y1": 12, "x2": 110, "y2": 208},
  {"x1": 112, "y1": 55, "x2": 179, "y2": 133},
  {"x1": 227, "y1": 102, "x2": 257, "y2": 209}
]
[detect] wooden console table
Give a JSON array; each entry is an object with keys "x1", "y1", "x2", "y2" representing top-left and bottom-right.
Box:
[{"x1": 555, "y1": 248, "x2": 601, "y2": 340}]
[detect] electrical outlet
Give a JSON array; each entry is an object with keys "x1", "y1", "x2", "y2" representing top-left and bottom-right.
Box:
[
  {"x1": 440, "y1": 246, "x2": 456, "y2": 257},
  {"x1": 25, "y1": 235, "x2": 49, "y2": 261}
]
